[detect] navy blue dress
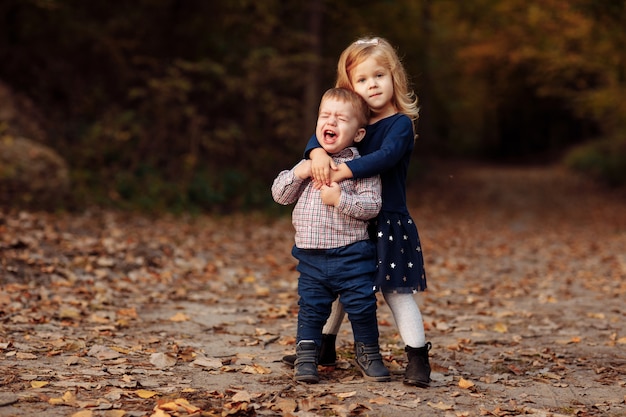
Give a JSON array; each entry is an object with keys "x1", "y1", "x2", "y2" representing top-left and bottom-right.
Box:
[{"x1": 305, "y1": 113, "x2": 427, "y2": 294}]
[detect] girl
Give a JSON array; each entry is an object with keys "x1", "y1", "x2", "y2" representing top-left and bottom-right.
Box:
[{"x1": 285, "y1": 36, "x2": 432, "y2": 388}]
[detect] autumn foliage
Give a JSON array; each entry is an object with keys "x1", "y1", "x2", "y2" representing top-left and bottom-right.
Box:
[{"x1": 0, "y1": 0, "x2": 625, "y2": 212}]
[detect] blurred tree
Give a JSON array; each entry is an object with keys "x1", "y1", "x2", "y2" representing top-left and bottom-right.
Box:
[
  {"x1": 431, "y1": 0, "x2": 625, "y2": 163},
  {"x1": 1, "y1": 0, "x2": 624, "y2": 212}
]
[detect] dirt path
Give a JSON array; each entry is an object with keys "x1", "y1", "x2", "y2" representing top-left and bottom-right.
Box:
[{"x1": 1, "y1": 163, "x2": 625, "y2": 417}]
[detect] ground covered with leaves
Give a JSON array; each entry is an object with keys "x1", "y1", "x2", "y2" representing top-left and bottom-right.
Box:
[{"x1": 1, "y1": 163, "x2": 625, "y2": 417}]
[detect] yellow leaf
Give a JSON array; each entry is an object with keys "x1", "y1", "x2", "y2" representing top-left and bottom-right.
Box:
[
  {"x1": 158, "y1": 401, "x2": 182, "y2": 412},
  {"x1": 62, "y1": 391, "x2": 77, "y2": 405},
  {"x1": 48, "y1": 398, "x2": 65, "y2": 405},
  {"x1": 169, "y1": 312, "x2": 189, "y2": 322},
  {"x1": 617, "y1": 337, "x2": 626, "y2": 344},
  {"x1": 255, "y1": 285, "x2": 270, "y2": 296},
  {"x1": 136, "y1": 389, "x2": 159, "y2": 399},
  {"x1": 241, "y1": 364, "x2": 271, "y2": 374},
  {"x1": 104, "y1": 411, "x2": 127, "y2": 417},
  {"x1": 336, "y1": 391, "x2": 357, "y2": 399},
  {"x1": 175, "y1": 398, "x2": 200, "y2": 413},
  {"x1": 150, "y1": 408, "x2": 171, "y2": 417},
  {"x1": 458, "y1": 377, "x2": 475, "y2": 389},
  {"x1": 71, "y1": 411, "x2": 93, "y2": 417},
  {"x1": 31, "y1": 381, "x2": 49, "y2": 388},
  {"x1": 493, "y1": 322, "x2": 508, "y2": 333}
]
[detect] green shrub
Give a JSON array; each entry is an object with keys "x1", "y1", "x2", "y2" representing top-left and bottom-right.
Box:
[{"x1": 564, "y1": 136, "x2": 626, "y2": 187}]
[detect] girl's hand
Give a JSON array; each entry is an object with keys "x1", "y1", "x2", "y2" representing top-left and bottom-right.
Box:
[
  {"x1": 310, "y1": 148, "x2": 336, "y2": 186},
  {"x1": 320, "y1": 182, "x2": 341, "y2": 207},
  {"x1": 294, "y1": 159, "x2": 312, "y2": 179}
]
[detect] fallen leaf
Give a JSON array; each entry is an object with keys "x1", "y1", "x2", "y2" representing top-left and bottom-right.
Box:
[
  {"x1": 87, "y1": 344, "x2": 122, "y2": 360},
  {"x1": 104, "y1": 411, "x2": 127, "y2": 417},
  {"x1": 231, "y1": 390, "x2": 251, "y2": 402},
  {"x1": 336, "y1": 391, "x2": 357, "y2": 399},
  {"x1": 493, "y1": 322, "x2": 508, "y2": 333},
  {"x1": 149, "y1": 408, "x2": 171, "y2": 417},
  {"x1": 16, "y1": 352, "x2": 37, "y2": 360},
  {"x1": 150, "y1": 352, "x2": 177, "y2": 368},
  {"x1": 369, "y1": 397, "x2": 390, "y2": 405},
  {"x1": 191, "y1": 357, "x2": 223, "y2": 369},
  {"x1": 459, "y1": 377, "x2": 475, "y2": 389},
  {"x1": 428, "y1": 401, "x2": 454, "y2": 411},
  {"x1": 136, "y1": 389, "x2": 159, "y2": 399},
  {"x1": 241, "y1": 364, "x2": 271, "y2": 374},
  {"x1": 30, "y1": 380, "x2": 49, "y2": 388},
  {"x1": 174, "y1": 398, "x2": 200, "y2": 413},
  {"x1": 71, "y1": 411, "x2": 94, "y2": 417},
  {"x1": 274, "y1": 398, "x2": 297, "y2": 412},
  {"x1": 169, "y1": 312, "x2": 189, "y2": 322}
]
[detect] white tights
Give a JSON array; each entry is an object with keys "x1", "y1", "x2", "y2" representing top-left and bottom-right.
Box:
[{"x1": 323, "y1": 292, "x2": 426, "y2": 348}]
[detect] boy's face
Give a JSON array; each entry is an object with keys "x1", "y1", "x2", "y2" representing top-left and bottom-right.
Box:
[{"x1": 315, "y1": 98, "x2": 366, "y2": 155}]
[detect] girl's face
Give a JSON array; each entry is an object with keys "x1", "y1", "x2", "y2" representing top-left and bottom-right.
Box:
[{"x1": 349, "y1": 56, "x2": 395, "y2": 121}]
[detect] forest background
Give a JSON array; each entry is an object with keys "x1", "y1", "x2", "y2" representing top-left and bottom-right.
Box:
[{"x1": 1, "y1": 0, "x2": 625, "y2": 213}]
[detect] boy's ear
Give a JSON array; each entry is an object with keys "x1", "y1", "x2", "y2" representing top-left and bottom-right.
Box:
[{"x1": 353, "y1": 127, "x2": 366, "y2": 143}]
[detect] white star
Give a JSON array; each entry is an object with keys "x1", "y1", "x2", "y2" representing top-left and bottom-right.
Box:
[
  {"x1": 408, "y1": 219, "x2": 413, "y2": 224},
  {"x1": 403, "y1": 235, "x2": 408, "y2": 240},
  {"x1": 378, "y1": 231, "x2": 383, "y2": 238},
  {"x1": 400, "y1": 248, "x2": 405, "y2": 254},
  {"x1": 397, "y1": 220, "x2": 402, "y2": 226},
  {"x1": 386, "y1": 275, "x2": 391, "y2": 280},
  {"x1": 408, "y1": 262, "x2": 413, "y2": 268},
  {"x1": 388, "y1": 236, "x2": 393, "y2": 241},
  {"x1": 386, "y1": 219, "x2": 391, "y2": 224},
  {"x1": 390, "y1": 263, "x2": 396, "y2": 269},
  {"x1": 416, "y1": 246, "x2": 421, "y2": 252}
]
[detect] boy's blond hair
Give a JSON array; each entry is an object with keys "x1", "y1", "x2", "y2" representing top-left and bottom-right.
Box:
[
  {"x1": 319, "y1": 88, "x2": 370, "y2": 128},
  {"x1": 335, "y1": 37, "x2": 419, "y2": 122}
]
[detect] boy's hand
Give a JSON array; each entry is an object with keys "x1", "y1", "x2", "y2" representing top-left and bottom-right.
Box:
[
  {"x1": 310, "y1": 148, "x2": 336, "y2": 186},
  {"x1": 320, "y1": 182, "x2": 341, "y2": 207},
  {"x1": 294, "y1": 160, "x2": 312, "y2": 179}
]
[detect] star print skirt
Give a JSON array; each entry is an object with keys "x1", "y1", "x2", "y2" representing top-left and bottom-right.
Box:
[{"x1": 370, "y1": 212, "x2": 427, "y2": 294}]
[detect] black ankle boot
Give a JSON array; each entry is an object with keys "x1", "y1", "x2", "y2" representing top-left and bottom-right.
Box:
[
  {"x1": 354, "y1": 342, "x2": 391, "y2": 382},
  {"x1": 403, "y1": 342, "x2": 432, "y2": 388},
  {"x1": 294, "y1": 340, "x2": 319, "y2": 383},
  {"x1": 283, "y1": 334, "x2": 337, "y2": 367}
]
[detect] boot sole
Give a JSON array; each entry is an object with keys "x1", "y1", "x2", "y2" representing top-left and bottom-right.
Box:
[
  {"x1": 354, "y1": 361, "x2": 391, "y2": 382},
  {"x1": 361, "y1": 373, "x2": 392, "y2": 382},
  {"x1": 282, "y1": 355, "x2": 336, "y2": 368},
  {"x1": 295, "y1": 375, "x2": 320, "y2": 383},
  {"x1": 403, "y1": 378, "x2": 430, "y2": 388}
]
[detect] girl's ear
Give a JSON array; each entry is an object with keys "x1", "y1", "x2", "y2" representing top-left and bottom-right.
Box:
[{"x1": 353, "y1": 127, "x2": 366, "y2": 143}]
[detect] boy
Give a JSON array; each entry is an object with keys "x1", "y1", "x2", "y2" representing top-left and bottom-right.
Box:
[{"x1": 271, "y1": 88, "x2": 390, "y2": 383}]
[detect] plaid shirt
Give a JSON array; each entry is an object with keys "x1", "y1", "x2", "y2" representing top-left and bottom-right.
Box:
[{"x1": 272, "y1": 147, "x2": 382, "y2": 249}]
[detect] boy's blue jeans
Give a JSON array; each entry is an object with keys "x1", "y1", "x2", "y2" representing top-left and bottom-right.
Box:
[{"x1": 292, "y1": 239, "x2": 379, "y2": 347}]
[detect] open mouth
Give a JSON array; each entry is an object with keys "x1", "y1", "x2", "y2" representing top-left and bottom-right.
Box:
[{"x1": 324, "y1": 130, "x2": 337, "y2": 140}]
